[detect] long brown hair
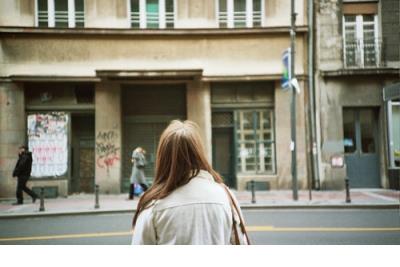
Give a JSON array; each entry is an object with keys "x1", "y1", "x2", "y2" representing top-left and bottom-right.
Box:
[{"x1": 132, "y1": 120, "x2": 224, "y2": 227}]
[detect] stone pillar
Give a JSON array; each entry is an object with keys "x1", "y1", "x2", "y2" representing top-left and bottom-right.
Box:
[
  {"x1": 186, "y1": 81, "x2": 212, "y2": 161},
  {"x1": 0, "y1": 82, "x2": 25, "y2": 198},
  {"x1": 274, "y1": 81, "x2": 308, "y2": 189},
  {"x1": 95, "y1": 82, "x2": 122, "y2": 194}
]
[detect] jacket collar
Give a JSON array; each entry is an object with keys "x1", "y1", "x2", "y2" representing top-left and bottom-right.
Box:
[{"x1": 196, "y1": 170, "x2": 215, "y2": 182}]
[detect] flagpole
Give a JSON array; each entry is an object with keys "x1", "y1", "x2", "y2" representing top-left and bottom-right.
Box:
[{"x1": 290, "y1": 0, "x2": 298, "y2": 201}]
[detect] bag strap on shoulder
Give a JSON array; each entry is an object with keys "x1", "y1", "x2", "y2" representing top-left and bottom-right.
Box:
[{"x1": 222, "y1": 184, "x2": 251, "y2": 245}]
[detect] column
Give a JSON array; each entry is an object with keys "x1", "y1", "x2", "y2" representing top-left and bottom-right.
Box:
[
  {"x1": 95, "y1": 82, "x2": 122, "y2": 194},
  {"x1": 186, "y1": 81, "x2": 212, "y2": 162},
  {"x1": 0, "y1": 82, "x2": 25, "y2": 198}
]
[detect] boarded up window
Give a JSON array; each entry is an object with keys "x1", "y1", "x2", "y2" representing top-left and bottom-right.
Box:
[
  {"x1": 122, "y1": 84, "x2": 186, "y2": 116},
  {"x1": 343, "y1": 3, "x2": 378, "y2": 15}
]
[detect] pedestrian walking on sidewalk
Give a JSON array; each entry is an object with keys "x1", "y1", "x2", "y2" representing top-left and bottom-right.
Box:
[
  {"x1": 131, "y1": 120, "x2": 250, "y2": 245},
  {"x1": 12, "y1": 145, "x2": 38, "y2": 205},
  {"x1": 128, "y1": 147, "x2": 148, "y2": 200}
]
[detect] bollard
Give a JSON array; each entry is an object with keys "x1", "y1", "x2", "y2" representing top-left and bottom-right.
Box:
[
  {"x1": 251, "y1": 180, "x2": 256, "y2": 204},
  {"x1": 39, "y1": 187, "x2": 45, "y2": 212},
  {"x1": 345, "y1": 177, "x2": 351, "y2": 203},
  {"x1": 94, "y1": 184, "x2": 100, "y2": 209}
]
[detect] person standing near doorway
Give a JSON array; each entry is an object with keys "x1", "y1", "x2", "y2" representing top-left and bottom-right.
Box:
[
  {"x1": 12, "y1": 145, "x2": 38, "y2": 205},
  {"x1": 128, "y1": 147, "x2": 148, "y2": 200}
]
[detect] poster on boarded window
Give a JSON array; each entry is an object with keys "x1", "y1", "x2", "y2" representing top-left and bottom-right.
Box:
[{"x1": 27, "y1": 112, "x2": 69, "y2": 177}]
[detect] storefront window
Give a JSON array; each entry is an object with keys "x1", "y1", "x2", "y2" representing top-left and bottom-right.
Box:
[{"x1": 236, "y1": 110, "x2": 275, "y2": 174}]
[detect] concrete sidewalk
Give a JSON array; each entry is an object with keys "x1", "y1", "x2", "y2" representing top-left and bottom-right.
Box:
[{"x1": 0, "y1": 189, "x2": 398, "y2": 218}]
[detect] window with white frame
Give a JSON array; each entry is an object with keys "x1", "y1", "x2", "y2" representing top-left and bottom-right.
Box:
[
  {"x1": 130, "y1": 0, "x2": 175, "y2": 29},
  {"x1": 218, "y1": 0, "x2": 263, "y2": 28},
  {"x1": 36, "y1": 0, "x2": 84, "y2": 28},
  {"x1": 236, "y1": 110, "x2": 275, "y2": 174},
  {"x1": 343, "y1": 14, "x2": 380, "y2": 68}
]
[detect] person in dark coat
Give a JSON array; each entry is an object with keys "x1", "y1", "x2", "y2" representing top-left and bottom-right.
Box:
[{"x1": 12, "y1": 145, "x2": 38, "y2": 205}]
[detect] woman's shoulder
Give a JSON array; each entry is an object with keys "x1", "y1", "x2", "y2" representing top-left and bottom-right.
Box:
[{"x1": 153, "y1": 177, "x2": 229, "y2": 212}]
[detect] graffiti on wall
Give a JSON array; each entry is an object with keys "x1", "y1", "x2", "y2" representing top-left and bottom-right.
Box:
[
  {"x1": 96, "y1": 130, "x2": 120, "y2": 172},
  {"x1": 27, "y1": 112, "x2": 69, "y2": 177}
]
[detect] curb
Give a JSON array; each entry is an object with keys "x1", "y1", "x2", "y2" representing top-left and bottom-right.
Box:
[
  {"x1": 0, "y1": 208, "x2": 136, "y2": 219},
  {"x1": 0, "y1": 203, "x2": 398, "y2": 219},
  {"x1": 240, "y1": 203, "x2": 400, "y2": 210}
]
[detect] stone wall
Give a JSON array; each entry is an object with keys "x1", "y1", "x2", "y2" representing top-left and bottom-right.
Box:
[
  {"x1": 275, "y1": 80, "x2": 308, "y2": 190},
  {"x1": 315, "y1": 0, "x2": 343, "y2": 71},
  {"x1": 0, "y1": 0, "x2": 308, "y2": 28}
]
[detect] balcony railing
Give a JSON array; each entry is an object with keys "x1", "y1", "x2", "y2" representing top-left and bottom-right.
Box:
[{"x1": 344, "y1": 38, "x2": 384, "y2": 68}]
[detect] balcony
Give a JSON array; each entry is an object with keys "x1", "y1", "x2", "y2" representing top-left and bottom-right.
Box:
[{"x1": 344, "y1": 38, "x2": 384, "y2": 68}]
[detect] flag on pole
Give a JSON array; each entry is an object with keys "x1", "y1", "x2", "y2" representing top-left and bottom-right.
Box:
[{"x1": 281, "y1": 48, "x2": 291, "y2": 90}]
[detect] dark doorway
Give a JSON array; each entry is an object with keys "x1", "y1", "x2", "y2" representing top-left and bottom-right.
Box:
[
  {"x1": 212, "y1": 112, "x2": 236, "y2": 188},
  {"x1": 212, "y1": 128, "x2": 236, "y2": 188},
  {"x1": 343, "y1": 108, "x2": 380, "y2": 188},
  {"x1": 71, "y1": 114, "x2": 95, "y2": 194},
  {"x1": 122, "y1": 84, "x2": 187, "y2": 192}
]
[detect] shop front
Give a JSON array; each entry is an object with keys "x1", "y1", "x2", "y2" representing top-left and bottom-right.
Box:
[
  {"x1": 24, "y1": 82, "x2": 95, "y2": 197},
  {"x1": 121, "y1": 83, "x2": 187, "y2": 192},
  {"x1": 211, "y1": 82, "x2": 276, "y2": 190},
  {"x1": 384, "y1": 83, "x2": 400, "y2": 190}
]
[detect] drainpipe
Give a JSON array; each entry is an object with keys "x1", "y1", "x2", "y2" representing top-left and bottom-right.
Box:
[{"x1": 308, "y1": 0, "x2": 320, "y2": 190}]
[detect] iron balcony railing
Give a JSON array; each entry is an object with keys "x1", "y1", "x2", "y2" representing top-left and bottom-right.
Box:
[{"x1": 344, "y1": 38, "x2": 384, "y2": 68}]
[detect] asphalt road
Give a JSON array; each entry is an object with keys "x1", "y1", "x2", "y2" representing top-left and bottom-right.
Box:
[{"x1": 0, "y1": 209, "x2": 399, "y2": 245}]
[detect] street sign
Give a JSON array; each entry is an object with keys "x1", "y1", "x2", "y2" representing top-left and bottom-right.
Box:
[{"x1": 281, "y1": 48, "x2": 291, "y2": 90}]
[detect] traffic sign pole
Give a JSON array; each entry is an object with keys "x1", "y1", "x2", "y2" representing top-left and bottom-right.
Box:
[{"x1": 290, "y1": 0, "x2": 298, "y2": 201}]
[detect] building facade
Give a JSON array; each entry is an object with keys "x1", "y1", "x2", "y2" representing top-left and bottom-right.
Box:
[
  {"x1": 0, "y1": 0, "x2": 312, "y2": 197},
  {"x1": 315, "y1": 0, "x2": 400, "y2": 189}
]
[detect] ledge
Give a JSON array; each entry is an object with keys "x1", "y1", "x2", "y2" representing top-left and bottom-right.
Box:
[
  {"x1": 96, "y1": 69, "x2": 203, "y2": 81},
  {"x1": 2, "y1": 72, "x2": 307, "y2": 83},
  {"x1": 203, "y1": 74, "x2": 308, "y2": 82},
  {"x1": 7, "y1": 75, "x2": 101, "y2": 82},
  {"x1": 0, "y1": 26, "x2": 308, "y2": 37},
  {"x1": 321, "y1": 68, "x2": 400, "y2": 77}
]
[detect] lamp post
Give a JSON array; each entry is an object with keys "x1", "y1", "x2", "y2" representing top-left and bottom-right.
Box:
[{"x1": 290, "y1": 0, "x2": 298, "y2": 201}]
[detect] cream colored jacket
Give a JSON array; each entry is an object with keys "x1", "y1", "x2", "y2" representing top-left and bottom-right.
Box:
[{"x1": 131, "y1": 170, "x2": 242, "y2": 245}]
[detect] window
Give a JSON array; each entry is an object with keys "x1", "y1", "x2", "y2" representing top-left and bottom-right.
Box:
[
  {"x1": 343, "y1": 14, "x2": 380, "y2": 68},
  {"x1": 218, "y1": 0, "x2": 263, "y2": 28},
  {"x1": 343, "y1": 109, "x2": 356, "y2": 153},
  {"x1": 130, "y1": 0, "x2": 175, "y2": 29},
  {"x1": 389, "y1": 101, "x2": 400, "y2": 168},
  {"x1": 36, "y1": 0, "x2": 84, "y2": 28},
  {"x1": 236, "y1": 110, "x2": 275, "y2": 174},
  {"x1": 343, "y1": 108, "x2": 378, "y2": 155}
]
